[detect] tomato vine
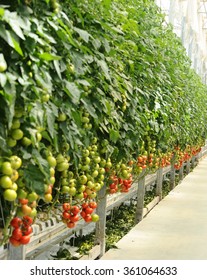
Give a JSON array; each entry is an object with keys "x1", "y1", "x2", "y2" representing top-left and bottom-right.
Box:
[{"x1": 0, "y1": 0, "x2": 207, "y2": 247}]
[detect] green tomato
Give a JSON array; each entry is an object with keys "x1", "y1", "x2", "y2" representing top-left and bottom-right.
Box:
[
  {"x1": 78, "y1": 185, "x2": 86, "y2": 192},
  {"x1": 29, "y1": 208, "x2": 37, "y2": 217},
  {"x1": 87, "y1": 180, "x2": 94, "y2": 189},
  {"x1": 1, "y1": 162, "x2": 13, "y2": 175},
  {"x1": 57, "y1": 113, "x2": 67, "y2": 122},
  {"x1": 27, "y1": 191, "x2": 38, "y2": 202},
  {"x1": 14, "y1": 109, "x2": 23, "y2": 118},
  {"x1": 79, "y1": 175, "x2": 88, "y2": 184},
  {"x1": 121, "y1": 170, "x2": 130, "y2": 179},
  {"x1": 61, "y1": 178, "x2": 68, "y2": 185},
  {"x1": 69, "y1": 179, "x2": 76, "y2": 188},
  {"x1": 81, "y1": 164, "x2": 90, "y2": 171},
  {"x1": 92, "y1": 170, "x2": 99, "y2": 178},
  {"x1": 93, "y1": 156, "x2": 101, "y2": 164},
  {"x1": 94, "y1": 182, "x2": 102, "y2": 191},
  {"x1": 36, "y1": 132, "x2": 42, "y2": 142},
  {"x1": 61, "y1": 185, "x2": 70, "y2": 194},
  {"x1": 22, "y1": 137, "x2": 32, "y2": 147},
  {"x1": 11, "y1": 129, "x2": 24, "y2": 140},
  {"x1": 75, "y1": 192, "x2": 84, "y2": 199},
  {"x1": 99, "y1": 167, "x2": 105, "y2": 174},
  {"x1": 91, "y1": 213, "x2": 99, "y2": 222},
  {"x1": 3, "y1": 189, "x2": 17, "y2": 201},
  {"x1": 11, "y1": 119, "x2": 21, "y2": 129},
  {"x1": 0, "y1": 62, "x2": 7, "y2": 72},
  {"x1": 68, "y1": 186, "x2": 76, "y2": 196},
  {"x1": 10, "y1": 156, "x2": 22, "y2": 170},
  {"x1": 17, "y1": 189, "x2": 28, "y2": 199},
  {"x1": 0, "y1": 175, "x2": 13, "y2": 189},
  {"x1": 0, "y1": 54, "x2": 7, "y2": 72},
  {"x1": 50, "y1": 176, "x2": 55, "y2": 185},
  {"x1": 91, "y1": 145, "x2": 98, "y2": 152},
  {"x1": 41, "y1": 93, "x2": 50, "y2": 102},
  {"x1": 47, "y1": 155, "x2": 57, "y2": 167},
  {"x1": 10, "y1": 182, "x2": 18, "y2": 191},
  {"x1": 88, "y1": 191, "x2": 97, "y2": 199},
  {"x1": 83, "y1": 156, "x2": 91, "y2": 165},
  {"x1": 82, "y1": 149, "x2": 90, "y2": 157},
  {"x1": 44, "y1": 193, "x2": 52, "y2": 203},
  {"x1": 56, "y1": 154, "x2": 65, "y2": 164},
  {"x1": 98, "y1": 174, "x2": 105, "y2": 182},
  {"x1": 105, "y1": 161, "x2": 112, "y2": 168},
  {"x1": 57, "y1": 161, "x2": 69, "y2": 172},
  {"x1": 68, "y1": 64, "x2": 75, "y2": 74},
  {"x1": 92, "y1": 137, "x2": 98, "y2": 144},
  {"x1": 82, "y1": 116, "x2": 90, "y2": 123},
  {"x1": 100, "y1": 159, "x2": 106, "y2": 167},
  {"x1": 7, "y1": 138, "x2": 17, "y2": 147},
  {"x1": 61, "y1": 170, "x2": 68, "y2": 178}
]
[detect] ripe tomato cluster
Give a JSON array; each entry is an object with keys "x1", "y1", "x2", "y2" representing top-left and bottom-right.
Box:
[
  {"x1": 9, "y1": 216, "x2": 33, "y2": 247},
  {"x1": 62, "y1": 203, "x2": 80, "y2": 229},
  {"x1": 137, "y1": 155, "x2": 148, "y2": 171},
  {"x1": 0, "y1": 156, "x2": 22, "y2": 202},
  {"x1": 158, "y1": 152, "x2": 172, "y2": 168},
  {"x1": 80, "y1": 201, "x2": 99, "y2": 223},
  {"x1": 108, "y1": 174, "x2": 133, "y2": 194},
  {"x1": 62, "y1": 201, "x2": 99, "y2": 227}
]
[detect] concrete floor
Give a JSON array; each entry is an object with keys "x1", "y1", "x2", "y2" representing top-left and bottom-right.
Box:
[{"x1": 101, "y1": 157, "x2": 207, "y2": 260}]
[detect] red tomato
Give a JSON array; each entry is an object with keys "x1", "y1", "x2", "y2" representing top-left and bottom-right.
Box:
[
  {"x1": 80, "y1": 210, "x2": 86, "y2": 218},
  {"x1": 9, "y1": 237, "x2": 21, "y2": 247},
  {"x1": 10, "y1": 217, "x2": 22, "y2": 228},
  {"x1": 67, "y1": 221, "x2": 75, "y2": 228},
  {"x1": 23, "y1": 216, "x2": 33, "y2": 226},
  {"x1": 20, "y1": 235, "x2": 30, "y2": 245},
  {"x1": 109, "y1": 183, "x2": 117, "y2": 189},
  {"x1": 70, "y1": 214, "x2": 79, "y2": 223},
  {"x1": 22, "y1": 225, "x2": 33, "y2": 236},
  {"x1": 85, "y1": 207, "x2": 93, "y2": 214},
  {"x1": 84, "y1": 214, "x2": 92, "y2": 223},
  {"x1": 62, "y1": 203, "x2": 70, "y2": 211},
  {"x1": 62, "y1": 211, "x2": 71, "y2": 220},
  {"x1": 19, "y1": 198, "x2": 29, "y2": 205},
  {"x1": 81, "y1": 202, "x2": 89, "y2": 209},
  {"x1": 12, "y1": 228, "x2": 23, "y2": 240},
  {"x1": 71, "y1": 205, "x2": 80, "y2": 215},
  {"x1": 89, "y1": 201, "x2": 97, "y2": 209}
]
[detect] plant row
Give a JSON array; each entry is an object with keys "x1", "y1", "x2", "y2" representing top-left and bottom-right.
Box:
[{"x1": 0, "y1": 0, "x2": 206, "y2": 248}]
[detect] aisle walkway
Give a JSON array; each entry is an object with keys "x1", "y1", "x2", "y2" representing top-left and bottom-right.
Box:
[{"x1": 101, "y1": 157, "x2": 207, "y2": 260}]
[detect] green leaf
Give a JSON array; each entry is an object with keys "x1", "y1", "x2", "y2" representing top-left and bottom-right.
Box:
[
  {"x1": 0, "y1": 73, "x2": 7, "y2": 87},
  {"x1": 45, "y1": 105, "x2": 56, "y2": 139},
  {"x1": 96, "y1": 59, "x2": 111, "y2": 81},
  {"x1": 30, "y1": 103, "x2": 44, "y2": 127},
  {"x1": 38, "y1": 52, "x2": 62, "y2": 61},
  {"x1": 24, "y1": 163, "x2": 46, "y2": 196},
  {"x1": 0, "y1": 8, "x2": 5, "y2": 17},
  {"x1": 53, "y1": 60, "x2": 62, "y2": 80},
  {"x1": 0, "y1": 123, "x2": 8, "y2": 153},
  {"x1": 76, "y1": 79, "x2": 91, "y2": 87},
  {"x1": 73, "y1": 27, "x2": 90, "y2": 43},
  {"x1": 81, "y1": 98, "x2": 97, "y2": 118},
  {"x1": 11, "y1": 34, "x2": 23, "y2": 56},
  {"x1": 8, "y1": 19, "x2": 25, "y2": 40},
  {"x1": 32, "y1": 149, "x2": 50, "y2": 182},
  {"x1": 109, "y1": 129, "x2": 120, "y2": 143},
  {"x1": 0, "y1": 26, "x2": 23, "y2": 56},
  {"x1": 102, "y1": 0, "x2": 111, "y2": 9},
  {"x1": 64, "y1": 81, "x2": 81, "y2": 104}
]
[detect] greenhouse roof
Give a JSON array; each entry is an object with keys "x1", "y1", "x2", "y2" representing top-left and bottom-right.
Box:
[{"x1": 156, "y1": 0, "x2": 207, "y2": 83}]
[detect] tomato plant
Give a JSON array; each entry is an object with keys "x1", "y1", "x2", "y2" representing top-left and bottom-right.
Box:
[{"x1": 0, "y1": 0, "x2": 207, "y2": 247}]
